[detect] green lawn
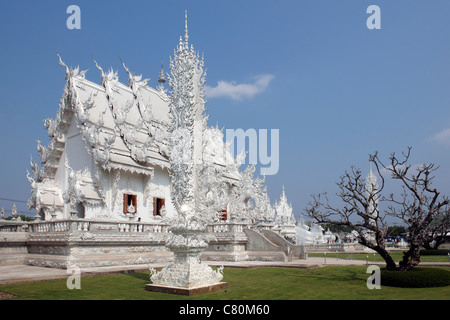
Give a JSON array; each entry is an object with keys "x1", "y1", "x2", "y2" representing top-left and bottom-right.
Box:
[
  {"x1": 1, "y1": 266, "x2": 449, "y2": 300},
  {"x1": 308, "y1": 251, "x2": 450, "y2": 263}
]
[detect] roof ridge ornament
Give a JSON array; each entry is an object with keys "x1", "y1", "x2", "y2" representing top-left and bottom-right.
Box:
[
  {"x1": 56, "y1": 52, "x2": 69, "y2": 78},
  {"x1": 57, "y1": 52, "x2": 86, "y2": 79}
]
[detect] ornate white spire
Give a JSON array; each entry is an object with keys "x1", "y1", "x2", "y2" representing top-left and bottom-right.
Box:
[
  {"x1": 167, "y1": 10, "x2": 212, "y2": 217},
  {"x1": 366, "y1": 164, "x2": 378, "y2": 194},
  {"x1": 148, "y1": 13, "x2": 227, "y2": 291},
  {"x1": 184, "y1": 10, "x2": 189, "y2": 46},
  {"x1": 168, "y1": 37, "x2": 196, "y2": 214},
  {"x1": 365, "y1": 164, "x2": 379, "y2": 219},
  {"x1": 11, "y1": 203, "x2": 17, "y2": 219}
]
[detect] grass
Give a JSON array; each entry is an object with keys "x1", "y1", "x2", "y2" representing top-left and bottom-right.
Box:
[
  {"x1": 308, "y1": 251, "x2": 450, "y2": 263},
  {"x1": 1, "y1": 266, "x2": 449, "y2": 300}
]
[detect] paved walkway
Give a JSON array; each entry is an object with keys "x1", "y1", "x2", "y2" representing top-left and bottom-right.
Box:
[{"x1": 0, "y1": 257, "x2": 448, "y2": 284}]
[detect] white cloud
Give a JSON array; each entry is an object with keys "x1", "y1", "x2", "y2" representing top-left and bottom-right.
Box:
[
  {"x1": 205, "y1": 74, "x2": 274, "y2": 101},
  {"x1": 430, "y1": 128, "x2": 450, "y2": 147}
]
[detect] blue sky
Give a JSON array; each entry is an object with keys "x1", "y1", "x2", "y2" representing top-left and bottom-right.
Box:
[{"x1": 1, "y1": 1, "x2": 450, "y2": 222}]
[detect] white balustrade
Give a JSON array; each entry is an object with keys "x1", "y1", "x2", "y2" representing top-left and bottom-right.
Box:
[
  {"x1": 210, "y1": 222, "x2": 247, "y2": 233},
  {"x1": 213, "y1": 224, "x2": 229, "y2": 233},
  {"x1": 19, "y1": 220, "x2": 249, "y2": 236},
  {"x1": 30, "y1": 221, "x2": 70, "y2": 233},
  {"x1": 233, "y1": 224, "x2": 243, "y2": 233},
  {"x1": 151, "y1": 224, "x2": 163, "y2": 233},
  {"x1": 77, "y1": 222, "x2": 90, "y2": 232},
  {"x1": 116, "y1": 222, "x2": 165, "y2": 233}
]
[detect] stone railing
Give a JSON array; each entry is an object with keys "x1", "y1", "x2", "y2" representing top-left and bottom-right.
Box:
[
  {"x1": 304, "y1": 243, "x2": 369, "y2": 253},
  {"x1": 0, "y1": 221, "x2": 29, "y2": 232},
  {"x1": 2, "y1": 219, "x2": 251, "y2": 236},
  {"x1": 303, "y1": 243, "x2": 346, "y2": 252},
  {"x1": 117, "y1": 222, "x2": 167, "y2": 233},
  {"x1": 0, "y1": 219, "x2": 169, "y2": 234},
  {"x1": 207, "y1": 222, "x2": 248, "y2": 234},
  {"x1": 32, "y1": 221, "x2": 71, "y2": 233}
]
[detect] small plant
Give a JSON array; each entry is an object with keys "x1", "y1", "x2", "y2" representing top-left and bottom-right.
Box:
[{"x1": 381, "y1": 267, "x2": 450, "y2": 288}]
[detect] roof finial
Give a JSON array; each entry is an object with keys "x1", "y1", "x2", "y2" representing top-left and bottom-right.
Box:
[
  {"x1": 56, "y1": 51, "x2": 70, "y2": 78},
  {"x1": 158, "y1": 62, "x2": 166, "y2": 84},
  {"x1": 184, "y1": 10, "x2": 189, "y2": 46}
]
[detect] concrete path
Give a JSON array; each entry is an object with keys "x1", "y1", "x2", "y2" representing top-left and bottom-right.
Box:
[
  {"x1": 0, "y1": 265, "x2": 69, "y2": 284},
  {"x1": 0, "y1": 257, "x2": 448, "y2": 284}
]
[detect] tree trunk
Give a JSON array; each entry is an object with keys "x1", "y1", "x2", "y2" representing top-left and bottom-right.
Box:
[
  {"x1": 399, "y1": 245, "x2": 421, "y2": 271},
  {"x1": 361, "y1": 236, "x2": 398, "y2": 270},
  {"x1": 433, "y1": 236, "x2": 446, "y2": 250},
  {"x1": 422, "y1": 241, "x2": 432, "y2": 250},
  {"x1": 375, "y1": 247, "x2": 398, "y2": 271}
]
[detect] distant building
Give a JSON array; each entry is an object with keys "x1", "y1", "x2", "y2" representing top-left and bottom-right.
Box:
[{"x1": 273, "y1": 187, "x2": 297, "y2": 243}]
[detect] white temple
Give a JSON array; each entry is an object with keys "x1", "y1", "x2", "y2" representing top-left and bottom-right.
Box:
[
  {"x1": 26, "y1": 19, "x2": 274, "y2": 225},
  {"x1": 0, "y1": 12, "x2": 308, "y2": 269}
]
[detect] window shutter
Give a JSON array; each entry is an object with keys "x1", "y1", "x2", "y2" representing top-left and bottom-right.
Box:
[
  {"x1": 220, "y1": 209, "x2": 227, "y2": 221},
  {"x1": 123, "y1": 194, "x2": 128, "y2": 213},
  {"x1": 132, "y1": 195, "x2": 137, "y2": 213}
]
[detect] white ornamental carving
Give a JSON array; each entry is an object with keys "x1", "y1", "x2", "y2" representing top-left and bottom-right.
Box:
[{"x1": 149, "y1": 13, "x2": 226, "y2": 289}]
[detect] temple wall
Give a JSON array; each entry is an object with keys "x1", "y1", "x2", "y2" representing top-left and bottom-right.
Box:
[
  {"x1": 48, "y1": 118, "x2": 178, "y2": 223},
  {"x1": 110, "y1": 168, "x2": 174, "y2": 222},
  {"x1": 0, "y1": 232, "x2": 28, "y2": 266},
  {"x1": 65, "y1": 120, "x2": 93, "y2": 174},
  {"x1": 144, "y1": 166, "x2": 176, "y2": 219},
  {"x1": 54, "y1": 151, "x2": 66, "y2": 198}
]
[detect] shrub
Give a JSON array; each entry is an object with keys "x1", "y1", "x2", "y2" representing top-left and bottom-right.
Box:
[
  {"x1": 420, "y1": 249, "x2": 450, "y2": 256},
  {"x1": 381, "y1": 267, "x2": 450, "y2": 288}
]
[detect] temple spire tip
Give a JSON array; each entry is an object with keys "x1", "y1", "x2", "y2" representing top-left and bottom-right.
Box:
[{"x1": 184, "y1": 10, "x2": 189, "y2": 45}]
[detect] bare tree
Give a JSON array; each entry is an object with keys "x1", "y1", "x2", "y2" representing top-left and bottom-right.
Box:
[
  {"x1": 304, "y1": 160, "x2": 397, "y2": 270},
  {"x1": 379, "y1": 147, "x2": 449, "y2": 270},
  {"x1": 422, "y1": 208, "x2": 450, "y2": 250},
  {"x1": 305, "y1": 147, "x2": 449, "y2": 271}
]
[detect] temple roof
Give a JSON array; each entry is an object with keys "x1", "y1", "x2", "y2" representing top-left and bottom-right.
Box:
[
  {"x1": 70, "y1": 68, "x2": 171, "y2": 174},
  {"x1": 30, "y1": 18, "x2": 243, "y2": 213},
  {"x1": 34, "y1": 53, "x2": 242, "y2": 184}
]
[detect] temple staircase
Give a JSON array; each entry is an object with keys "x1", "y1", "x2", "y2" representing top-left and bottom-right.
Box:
[{"x1": 244, "y1": 228, "x2": 306, "y2": 261}]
